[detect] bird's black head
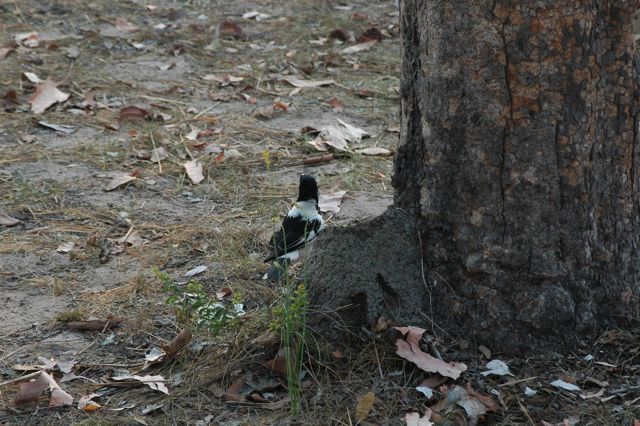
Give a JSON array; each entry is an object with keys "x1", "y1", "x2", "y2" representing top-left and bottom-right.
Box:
[{"x1": 297, "y1": 175, "x2": 319, "y2": 204}]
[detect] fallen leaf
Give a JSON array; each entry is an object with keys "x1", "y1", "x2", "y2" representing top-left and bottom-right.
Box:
[
  {"x1": 184, "y1": 160, "x2": 204, "y2": 184},
  {"x1": 202, "y1": 74, "x2": 244, "y2": 85},
  {"x1": 328, "y1": 28, "x2": 350, "y2": 42},
  {"x1": 341, "y1": 39, "x2": 377, "y2": 54},
  {"x1": 104, "y1": 172, "x2": 137, "y2": 191},
  {"x1": 480, "y1": 359, "x2": 514, "y2": 377},
  {"x1": 55, "y1": 360, "x2": 77, "y2": 374},
  {"x1": 222, "y1": 375, "x2": 247, "y2": 401},
  {"x1": 416, "y1": 385, "x2": 433, "y2": 399},
  {"x1": 394, "y1": 326, "x2": 467, "y2": 380},
  {"x1": 15, "y1": 31, "x2": 39, "y2": 47},
  {"x1": 358, "y1": 27, "x2": 384, "y2": 42},
  {"x1": 150, "y1": 147, "x2": 168, "y2": 162},
  {"x1": 318, "y1": 190, "x2": 347, "y2": 213},
  {"x1": 162, "y1": 328, "x2": 192, "y2": 358},
  {"x1": 447, "y1": 385, "x2": 487, "y2": 419},
  {"x1": 579, "y1": 387, "x2": 605, "y2": 400},
  {"x1": 0, "y1": 209, "x2": 20, "y2": 226},
  {"x1": 357, "y1": 147, "x2": 392, "y2": 156},
  {"x1": 355, "y1": 391, "x2": 375, "y2": 421},
  {"x1": 2, "y1": 89, "x2": 19, "y2": 111},
  {"x1": 0, "y1": 47, "x2": 13, "y2": 61},
  {"x1": 281, "y1": 77, "x2": 335, "y2": 88},
  {"x1": 405, "y1": 410, "x2": 434, "y2": 426},
  {"x1": 465, "y1": 383, "x2": 499, "y2": 412},
  {"x1": 114, "y1": 18, "x2": 138, "y2": 33},
  {"x1": 14, "y1": 373, "x2": 49, "y2": 405},
  {"x1": 326, "y1": 97, "x2": 344, "y2": 112},
  {"x1": 23, "y1": 72, "x2": 43, "y2": 84},
  {"x1": 77, "y1": 393, "x2": 102, "y2": 412},
  {"x1": 56, "y1": 241, "x2": 74, "y2": 253},
  {"x1": 551, "y1": 379, "x2": 581, "y2": 392},
  {"x1": 119, "y1": 106, "x2": 148, "y2": 121},
  {"x1": 242, "y1": 11, "x2": 270, "y2": 21},
  {"x1": 218, "y1": 20, "x2": 245, "y2": 40},
  {"x1": 264, "y1": 348, "x2": 288, "y2": 376},
  {"x1": 66, "y1": 317, "x2": 123, "y2": 331},
  {"x1": 524, "y1": 386, "x2": 537, "y2": 397},
  {"x1": 38, "y1": 121, "x2": 77, "y2": 134},
  {"x1": 185, "y1": 265, "x2": 207, "y2": 277},
  {"x1": 112, "y1": 374, "x2": 169, "y2": 394},
  {"x1": 30, "y1": 78, "x2": 70, "y2": 114},
  {"x1": 478, "y1": 345, "x2": 492, "y2": 359},
  {"x1": 145, "y1": 347, "x2": 166, "y2": 363},
  {"x1": 310, "y1": 119, "x2": 369, "y2": 151},
  {"x1": 50, "y1": 383, "x2": 73, "y2": 407},
  {"x1": 251, "y1": 330, "x2": 280, "y2": 347}
]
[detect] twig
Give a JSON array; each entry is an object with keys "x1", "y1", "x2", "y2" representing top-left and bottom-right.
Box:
[
  {"x1": 0, "y1": 371, "x2": 41, "y2": 388},
  {"x1": 0, "y1": 346, "x2": 25, "y2": 362},
  {"x1": 516, "y1": 397, "x2": 535, "y2": 426},
  {"x1": 498, "y1": 376, "x2": 538, "y2": 387},
  {"x1": 149, "y1": 131, "x2": 162, "y2": 173}
]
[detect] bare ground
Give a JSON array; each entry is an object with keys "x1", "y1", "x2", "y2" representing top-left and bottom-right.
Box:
[{"x1": 0, "y1": 1, "x2": 638, "y2": 425}]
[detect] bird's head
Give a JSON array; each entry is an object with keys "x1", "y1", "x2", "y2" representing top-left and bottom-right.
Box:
[{"x1": 297, "y1": 175, "x2": 319, "y2": 204}]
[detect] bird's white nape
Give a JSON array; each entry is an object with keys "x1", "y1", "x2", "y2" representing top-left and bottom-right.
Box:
[{"x1": 287, "y1": 200, "x2": 320, "y2": 220}]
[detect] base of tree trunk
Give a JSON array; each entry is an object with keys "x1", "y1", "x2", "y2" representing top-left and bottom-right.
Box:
[{"x1": 307, "y1": 209, "x2": 594, "y2": 355}]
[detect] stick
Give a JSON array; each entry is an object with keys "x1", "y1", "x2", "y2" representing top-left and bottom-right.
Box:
[{"x1": 0, "y1": 371, "x2": 41, "y2": 388}]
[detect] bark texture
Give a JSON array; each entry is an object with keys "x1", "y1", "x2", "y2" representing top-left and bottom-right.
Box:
[{"x1": 309, "y1": 0, "x2": 640, "y2": 353}]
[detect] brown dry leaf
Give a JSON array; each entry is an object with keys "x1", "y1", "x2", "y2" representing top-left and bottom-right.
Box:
[
  {"x1": 114, "y1": 18, "x2": 138, "y2": 33},
  {"x1": 0, "y1": 209, "x2": 20, "y2": 226},
  {"x1": 341, "y1": 39, "x2": 377, "y2": 54},
  {"x1": 264, "y1": 348, "x2": 288, "y2": 376},
  {"x1": 0, "y1": 47, "x2": 13, "y2": 61},
  {"x1": 222, "y1": 375, "x2": 247, "y2": 401},
  {"x1": 273, "y1": 101, "x2": 288, "y2": 112},
  {"x1": 394, "y1": 326, "x2": 467, "y2": 380},
  {"x1": 373, "y1": 316, "x2": 393, "y2": 332},
  {"x1": 3, "y1": 89, "x2": 19, "y2": 111},
  {"x1": 419, "y1": 375, "x2": 448, "y2": 390},
  {"x1": 104, "y1": 172, "x2": 137, "y2": 191},
  {"x1": 358, "y1": 27, "x2": 384, "y2": 42},
  {"x1": 78, "y1": 393, "x2": 102, "y2": 412},
  {"x1": 328, "y1": 28, "x2": 350, "y2": 42},
  {"x1": 318, "y1": 190, "x2": 347, "y2": 213},
  {"x1": 184, "y1": 159, "x2": 204, "y2": 184},
  {"x1": 355, "y1": 391, "x2": 375, "y2": 421},
  {"x1": 216, "y1": 287, "x2": 233, "y2": 300},
  {"x1": 50, "y1": 385, "x2": 74, "y2": 407},
  {"x1": 119, "y1": 105, "x2": 148, "y2": 121},
  {"x1": 254, "y1": 105, "x2": 274, "y2": 119},
  {"x1": 465, "y1": 383, "x2": 498, "y2": 412},
  {"x1": 30, "y1": 78, "x2": 70, "y2": 114},
  {"x1": 405, "y1": 410, "x2": 435, "y2": 426},
  {"x1": 218, "y1": 20, "x2": 245, "y2": 40},
  {"x1": 252, "y1": 330, "x2": 280, "y2": 347},
  {"x1": 14, "y1": 373, "x2": 49, "y2": 405},
  {"x1": 327, "y1": 97, "x2": 344, "y2": 112},
  {"x1": 358, "y1": 147, "x2": 393, "y2": 157},
  {"x1": 281, "y1": 77, "x2": 335, "y2": 88},
  {"x1": 162, "y1": 328, "x2": 192, "y2": 358},
  {"x1": 66, "y1": 317, "x2": 123, "y2": 332}
]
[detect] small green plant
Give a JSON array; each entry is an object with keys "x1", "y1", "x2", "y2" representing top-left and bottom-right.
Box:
[{"x1": 153, "y1": 268, "x2": 243, "y2": 333}]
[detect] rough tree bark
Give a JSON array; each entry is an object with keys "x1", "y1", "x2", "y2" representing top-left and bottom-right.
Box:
[{"x1": 308, "y1": 0, "x2": 640, "y2": 353}]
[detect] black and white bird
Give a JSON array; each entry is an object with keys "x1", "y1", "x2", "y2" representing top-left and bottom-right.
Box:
[{"x1": 263, "y1": 175, "x2": 325, "y2": 280}]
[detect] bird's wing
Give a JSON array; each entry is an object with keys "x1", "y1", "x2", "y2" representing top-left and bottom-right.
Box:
[{"x1": 264, "y1": 215, "x2": 323, "y2": 262}]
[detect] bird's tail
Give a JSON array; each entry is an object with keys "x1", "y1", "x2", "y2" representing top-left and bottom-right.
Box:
[{"x1": 262, "y1": 257, "x2": 291, "y2": 281}]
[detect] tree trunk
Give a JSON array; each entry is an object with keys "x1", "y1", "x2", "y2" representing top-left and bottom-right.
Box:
[{"x1": 308, "y1": 0, "x2": 640, "y2": 353}]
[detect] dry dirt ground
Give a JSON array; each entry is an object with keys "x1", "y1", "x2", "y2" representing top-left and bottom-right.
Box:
[{"x1": 0, "y1": 1, "x2": 639, "y2": 425}]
